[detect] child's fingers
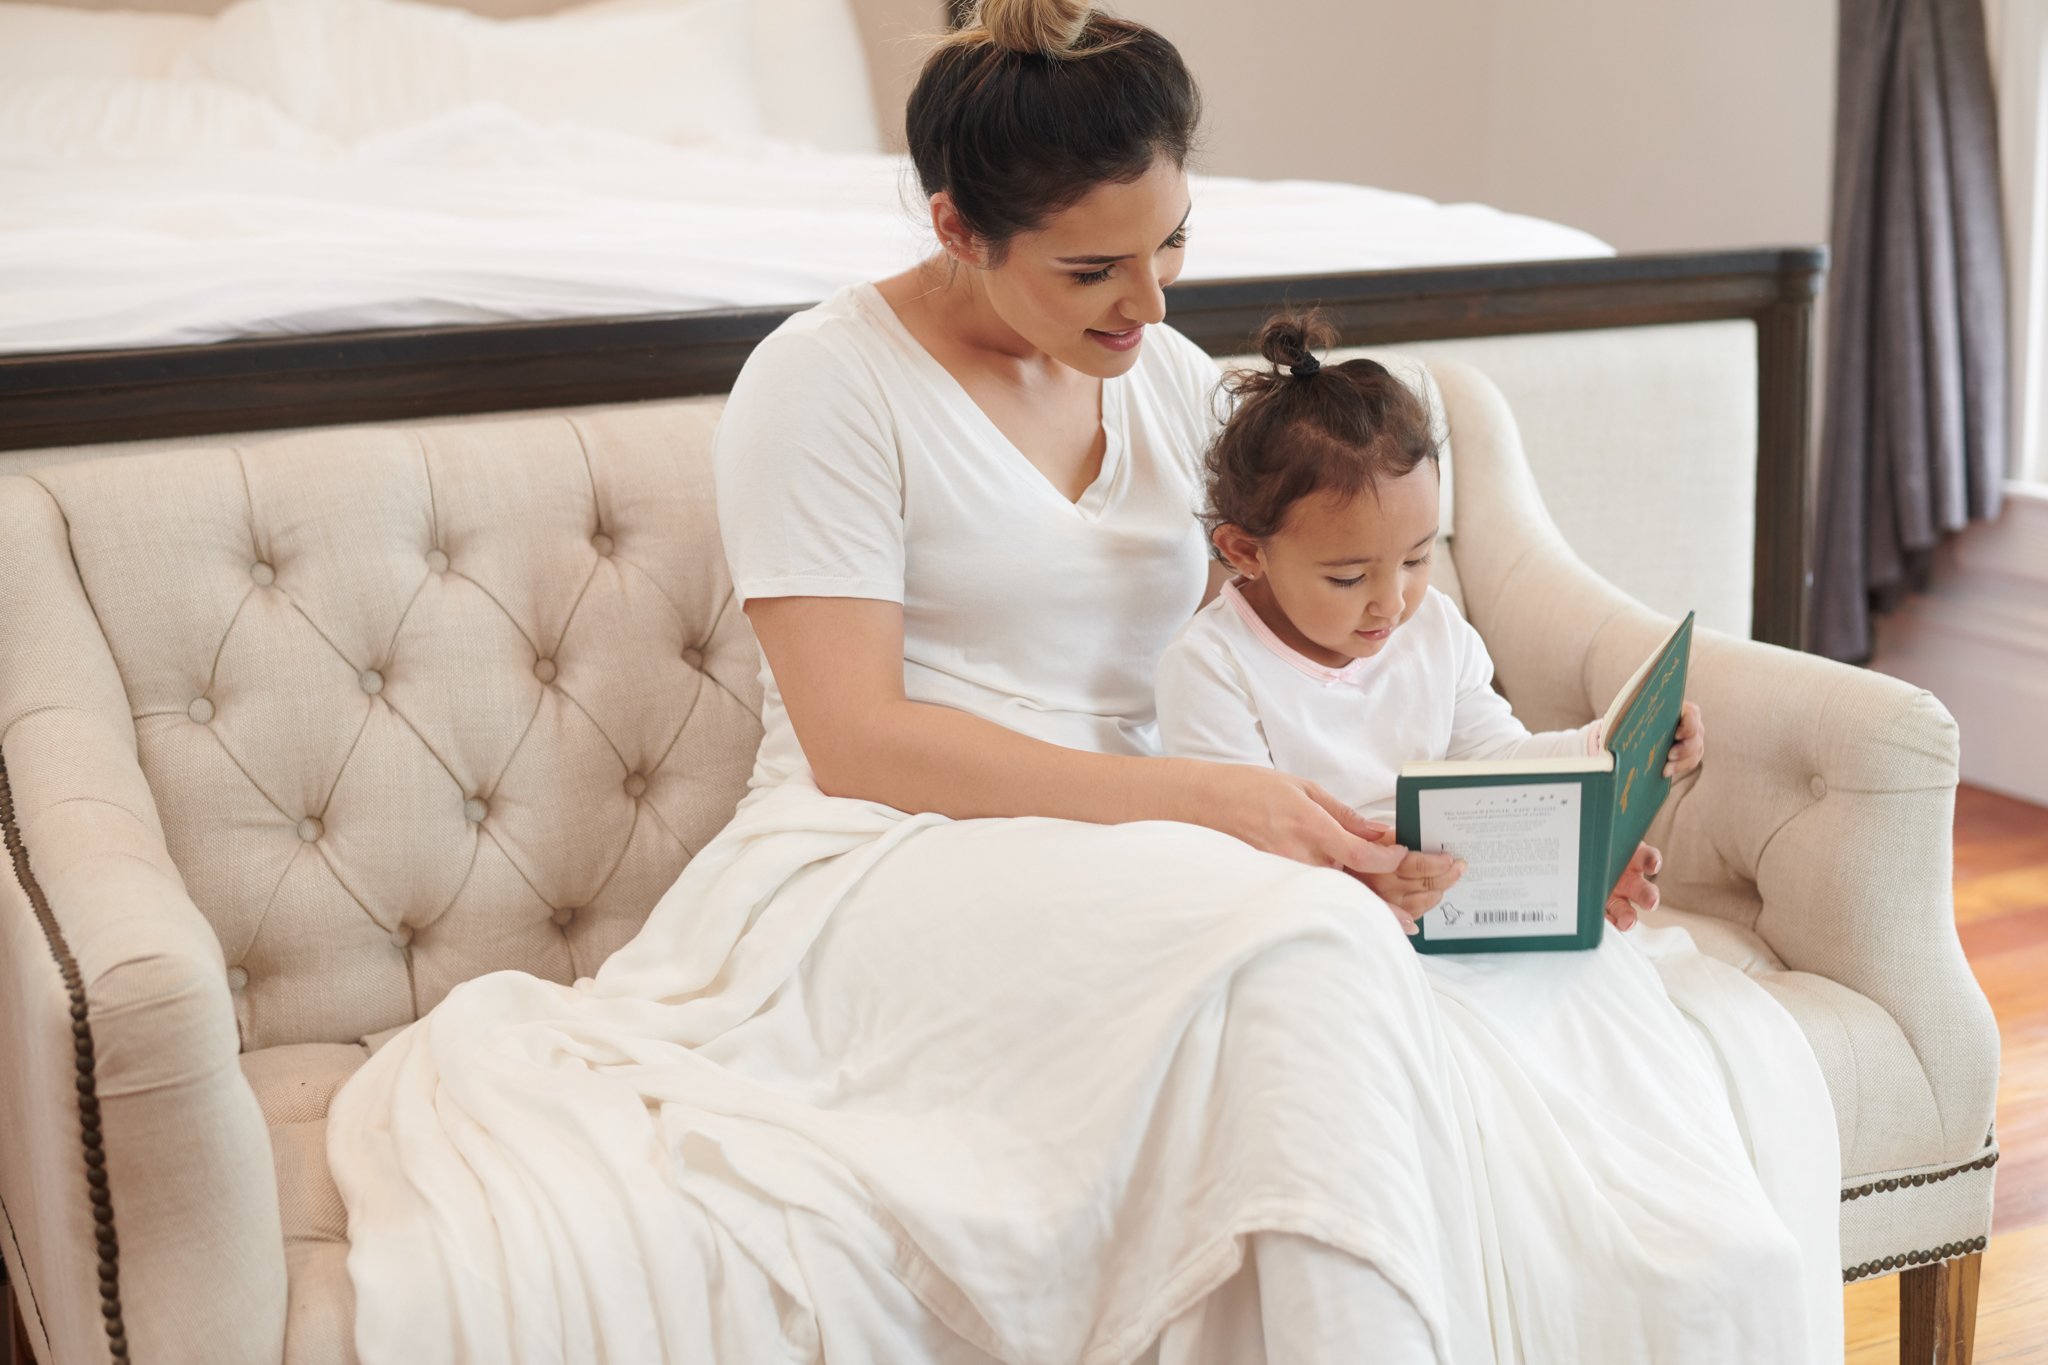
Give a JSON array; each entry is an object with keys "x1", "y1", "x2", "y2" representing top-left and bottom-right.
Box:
[
  {"x1": 1397, "y1": 849, "x2": 1462, "y2": 882},
  {"x1": 1613, "y1": 870, "x2": 1659, "y2": 914},
  {"x1": 1336, "y1": 835, "x2": 1408, "y2": 877},
  {"x1": 1663, "y1": 734, "x2": 1703, "y2": 777}
]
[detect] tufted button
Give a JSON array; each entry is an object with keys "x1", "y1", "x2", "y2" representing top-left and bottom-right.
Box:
[
  {"x1": 250, "y1": 561, "x2": 275, "y2": 587},
  {"x1": 389, "y1": 924, "x2": 413, "y2": 949},
  {"x1": 187, "y1": 697, "x2": 215, "y2": 724},
  {"x1": 552, "y1": 905, "x2": 577, "y2": 928},
  {"x1": 590, "y1": 532, "x2": 614, "y2": 557},
  {"x1": 680, "y1": 646, "x2": 704, "y2": 670},
  {"x1": 425, "y1": 548, "x2": 449, "y2": 574},
  {"x1": 463, "y1": 797, "x2": 488, "y2": 824},
  {"x1": 533, "y1": 657, "x2": 558, "y2": 684},
  {"x1": 296, "y1": 817, "x2": 322, "y2": 843},
  {"x1": 359, "y1": 669, "x2": 384, "y2": 696},
  {"x1": 226, "y1": 966, "x2": 249, "y2": 991},
  {"x1": 1810, "y1": 775, "x2": 1827, "y2": 800},
  {"x1": 623, "y1": 773, "x2": 648, "y2": 799}
]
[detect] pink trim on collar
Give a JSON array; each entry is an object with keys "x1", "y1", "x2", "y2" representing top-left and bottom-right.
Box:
[{"x1": 1222, "y1": 580, "x2": 1379, "y2": 687}]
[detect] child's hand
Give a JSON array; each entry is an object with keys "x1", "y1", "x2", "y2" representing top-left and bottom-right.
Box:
[
  {"x1": 1357, "y1": 845, "x2": 1465, "y2": 935},
  {"x1": 1664, "y1": 701, "x2": 1704, "y2": 779},
  {"x1": 1606, "y1": 842, "x2": 1662, "y2": 930}
]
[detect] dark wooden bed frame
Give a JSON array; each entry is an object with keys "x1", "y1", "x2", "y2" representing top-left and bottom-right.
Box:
[{"x1": 0, "y1": 247, "x2": 1824, "y2": 649}]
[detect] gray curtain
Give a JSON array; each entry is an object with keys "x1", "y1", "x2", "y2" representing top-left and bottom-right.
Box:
[{"x1": 1814, "y1": 0, "x2": 2009, "y2": 662}]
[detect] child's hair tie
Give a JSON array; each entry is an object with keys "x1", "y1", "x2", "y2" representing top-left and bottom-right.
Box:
[{"x1": 1289, "y1": 355, "x2": 1322, "y2": 379}]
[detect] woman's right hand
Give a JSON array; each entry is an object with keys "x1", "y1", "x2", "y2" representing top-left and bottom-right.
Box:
[{"x1": 1186, "y1": 763, "x2": 1441, "y2": 931}]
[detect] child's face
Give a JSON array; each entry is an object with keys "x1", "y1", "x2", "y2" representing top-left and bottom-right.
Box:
[{"x1": 1219, "y1": 464, "x2": 1440, "y2": 668}]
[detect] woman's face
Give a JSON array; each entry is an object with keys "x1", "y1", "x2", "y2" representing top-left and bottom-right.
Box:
[
  {"x1": 948, "y1": 156, "x2": 1191, "y2": 378},
  {"x1": 1219, "y1": 464, "x2": 1441, "y2": 669}
]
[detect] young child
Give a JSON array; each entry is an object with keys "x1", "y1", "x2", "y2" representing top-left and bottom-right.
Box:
[{"x1": 1156, "y1": 311, "x2": 1704, "y2": 934}]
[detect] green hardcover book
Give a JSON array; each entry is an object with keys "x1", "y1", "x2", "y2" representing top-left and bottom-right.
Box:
[{"x1": 1396, "y1": 612, "x2": 1695, "y2": 955}]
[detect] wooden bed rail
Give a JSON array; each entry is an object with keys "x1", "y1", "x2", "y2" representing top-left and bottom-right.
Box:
[{"x1": 0, "y1": 247, "x2": 1825, "y2": 649}]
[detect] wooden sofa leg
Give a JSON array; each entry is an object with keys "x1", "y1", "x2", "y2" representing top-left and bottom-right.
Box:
[{"x1": 1899, "y1": 1251, "x2": 1983, "y2": 1365}]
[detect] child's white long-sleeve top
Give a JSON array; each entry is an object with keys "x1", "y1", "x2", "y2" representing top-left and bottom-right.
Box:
[{"x1": 1155, "y1": 581, "x2": 1600, "y2": 821}]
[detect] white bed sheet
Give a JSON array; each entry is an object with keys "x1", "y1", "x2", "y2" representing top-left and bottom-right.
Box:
[{"x1": 0, "y1": 90, "x2": 1612, "y2": 357}]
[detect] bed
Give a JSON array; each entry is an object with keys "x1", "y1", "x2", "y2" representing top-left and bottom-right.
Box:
[{"x1": 0, "y1": 0, "x2": 1824, "y2": 650}]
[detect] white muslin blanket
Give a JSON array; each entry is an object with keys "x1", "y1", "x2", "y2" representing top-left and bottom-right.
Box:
[{"x1": 328, "y1": 782, "x2": 1842, "y2": 1364}]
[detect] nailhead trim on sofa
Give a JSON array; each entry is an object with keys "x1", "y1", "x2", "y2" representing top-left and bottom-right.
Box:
[
  {"x1": 0, "y1": 754, "x2": 128, "y2": 1362},
  {"x1": 1839, "y1": 1150, "x2": 2000, "y2": 1201},
  {"x1": 1842, "y1": 1235, "x2": 1989, "y2": 1283}
]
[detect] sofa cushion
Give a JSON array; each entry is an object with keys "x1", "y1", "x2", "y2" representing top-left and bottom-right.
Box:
[{"x1": 243, "y1": 1041, "x2": 369, "y2": 1365}]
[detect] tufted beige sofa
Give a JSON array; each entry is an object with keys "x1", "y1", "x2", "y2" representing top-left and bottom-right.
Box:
[{"x1": 0, "y1": 358, "x2": 1999, "y2": 1365}]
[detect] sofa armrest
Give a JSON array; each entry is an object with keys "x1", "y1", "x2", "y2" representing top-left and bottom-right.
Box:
[
  {"x1": 1647, "y1": 629, "x2": 1997, "y2": 1165},
  {"x1": 1432, "y1": 356, "x2": 1998, "y2": 1171},
  {"x1": 1, "y1": 704, "x2": 287, "y2": 1365}
]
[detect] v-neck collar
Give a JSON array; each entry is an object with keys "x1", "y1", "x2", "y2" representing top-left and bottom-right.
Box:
[
  {"x1": 855, "y1": 282, "x2": 1128, "y2": 519},
  {"x1": 1222, "y1": 580, "x2": 1381, "y2": 688}
]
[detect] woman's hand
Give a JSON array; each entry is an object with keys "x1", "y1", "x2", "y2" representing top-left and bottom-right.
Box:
[
  {"x1": 1606, "y1": 842, "x2": 1662, "y2": 929},
  {"x1": 1187, "y1": 764, "x2": 1443, "y2": 934},
  {"x1": 1664, "y1": 702, "x2": 1705, "y2": 779}
]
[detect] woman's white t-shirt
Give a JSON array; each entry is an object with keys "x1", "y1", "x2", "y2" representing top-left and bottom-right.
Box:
[
  {"x1": 714, "y1": 282, "x2": 1224, "y2": 790},
  {"x1": 1156, "y1": 582, "x2": 1600, "y2": 820}
]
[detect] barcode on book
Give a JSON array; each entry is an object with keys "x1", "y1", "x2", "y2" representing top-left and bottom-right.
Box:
[{"x1": 1474, "y1": 911, "x2": 1556, "y2": 925}]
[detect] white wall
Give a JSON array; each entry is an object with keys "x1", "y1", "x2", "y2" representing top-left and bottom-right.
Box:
[
  {"x1": 846, "y1": 0, "x2": 946, "y2": 152},
  {"x1": 1868, "y1": 487, "x2": 2048, "y2": 806},
  {"x1": 1086, "y1": 0, "x2": 1838, "y2": 253},
  {"x1": 1987, "y1": 0, "x2": 2048, "y2": 484}
]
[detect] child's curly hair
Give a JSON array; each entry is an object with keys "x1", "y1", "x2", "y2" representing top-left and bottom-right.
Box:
[{"x1": 1203, "y1": 310, "x2": 1440, "y2": 542}]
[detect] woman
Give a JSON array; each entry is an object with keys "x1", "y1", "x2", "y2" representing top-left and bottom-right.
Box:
[{"x1": 329, "y1": 2, "x2": 1842, "y2": 1361}]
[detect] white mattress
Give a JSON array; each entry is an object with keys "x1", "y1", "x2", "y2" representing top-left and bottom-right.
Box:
[{"x1": 0, "y1": 2, "x2": 1612, "y2": 356}]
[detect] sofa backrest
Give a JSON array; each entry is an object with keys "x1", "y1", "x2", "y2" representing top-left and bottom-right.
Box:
[
  {"x1": 13, "y1": 399, "x2": 763, "y2": 1052},
  {"x1": 1, "y1": 356, "x2": 1477, "y2": 1053}
]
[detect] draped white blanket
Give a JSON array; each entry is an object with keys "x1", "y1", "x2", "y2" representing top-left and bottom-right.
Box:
[{"x1": 328, "y1": 782, "x2": 1842, "y2": 1364}]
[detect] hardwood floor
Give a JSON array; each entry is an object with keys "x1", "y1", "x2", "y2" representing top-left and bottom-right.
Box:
[{"x1": 1844, "y1": 785, "x2": 2048, "y2": 1363}]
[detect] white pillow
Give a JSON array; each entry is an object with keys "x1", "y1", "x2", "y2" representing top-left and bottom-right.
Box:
[
  {"x1": 575, "y1": 0, "x2": 882, "y2": 152},
  {"x1": 0, "y1": 74, "x2": 333, "y2": 161},
  {"x1": 175, "y1": 0, "x2": 765, "y2": 145},
  {"x1": 0, "y1": 2, "x2": 206, "y2": 79}
]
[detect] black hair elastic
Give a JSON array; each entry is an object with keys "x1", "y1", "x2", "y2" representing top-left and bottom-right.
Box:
[{"x1": 1290, "y1": 355, "x2": 1322, "y2": 378}]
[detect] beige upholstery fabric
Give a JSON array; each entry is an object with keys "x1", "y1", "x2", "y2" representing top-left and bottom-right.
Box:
[
  {"x1": 243, "y1": 1045, "x2": 368, "y2": 1365},
  {"x1": 27, "y1": 402, "x2": 763, "y2": 1053},
  {"x1": 1, "y1": 479, "x2": 289, "y2": 1365},
  {"x1": 1391, "y1": 322, "x2": 1757, "y2": 638},
  {"x1": 0, "y1": 362, "x2": 1998, "y2": 1365}
]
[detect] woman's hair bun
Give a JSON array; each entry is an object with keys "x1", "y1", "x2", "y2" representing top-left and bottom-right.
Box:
[
  {"x1": 1256, "y1": 310, "x2": 1339, "y2": 374},
  {"x1": 975, "y1": 0, "x2": 1093, "y2": 57}
]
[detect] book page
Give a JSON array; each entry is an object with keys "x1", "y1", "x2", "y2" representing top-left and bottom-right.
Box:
[{"x1": 1415, "y1": 783, "x2": 1581, "y2": 940}]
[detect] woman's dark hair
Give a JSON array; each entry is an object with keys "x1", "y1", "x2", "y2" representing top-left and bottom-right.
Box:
[
  {"x1": 1205, "y1": 310, "x2": 1441, "y2": 541},
  {"x1": 907, "y1": 0, "x2": 1200, "y2": 263}
]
